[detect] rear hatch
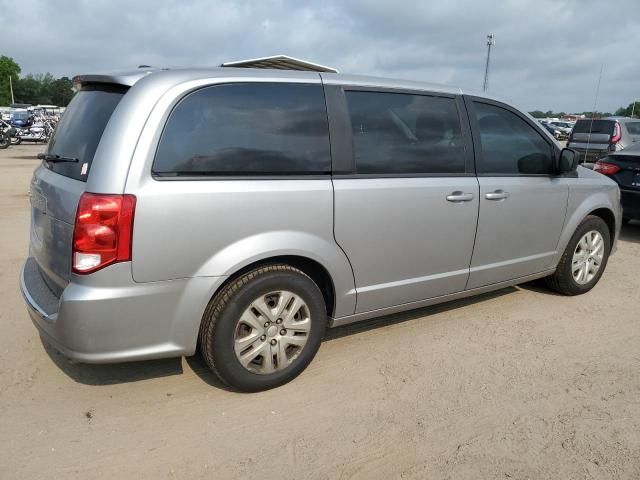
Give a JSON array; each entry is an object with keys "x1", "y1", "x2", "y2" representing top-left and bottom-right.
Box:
[
  {"x1": 29, "y1": 84, "x2": 127, "y2": 295},
  {"x1": 568, "y1": 119, "x2": 614, "y2": 153}
]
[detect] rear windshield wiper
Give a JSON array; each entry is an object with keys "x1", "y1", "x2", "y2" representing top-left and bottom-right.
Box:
[{"x1": 37, "y1": 153, "x2": 79, "y2": 163}]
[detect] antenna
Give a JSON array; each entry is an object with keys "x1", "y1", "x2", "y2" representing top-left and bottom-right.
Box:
[{"x1": 482, "y1": 33, "x2": 495, "y2": 92}]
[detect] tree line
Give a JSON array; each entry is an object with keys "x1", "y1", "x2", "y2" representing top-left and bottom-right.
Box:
[
  {"x1": 1, "y1": 54, "x2": 639, "y2": 116},
  {"x1": 0, "y1": 55, "x2": 74, "y2": 107},
  {"x1": 529, "y1": 104, "x2": 638, "y2": 119}
]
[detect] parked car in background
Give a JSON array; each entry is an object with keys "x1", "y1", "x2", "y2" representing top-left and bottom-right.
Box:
[
  {"x1": 20, "y1": 67, "x2": 622, "y2": 392},
  {"x1": 568, "y1": 117, "x2": 640, "y2": 166},
  {"x1": 540, "y1": 120, "x2": 567, "y2": 140},
  {"x1": 548, "y1": 120, "x2": 573, "y2": 138},
  {"x1": 594, "y1": 142, "x2": 640, "y2": 224}
]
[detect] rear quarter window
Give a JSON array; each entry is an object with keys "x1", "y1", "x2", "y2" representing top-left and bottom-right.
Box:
[
  {"x1": 153, "y1": 83, "x2": 331, "y2": 176},
  {"x1": 45, "y1": 84, "x2": 127, "y2": 181}
]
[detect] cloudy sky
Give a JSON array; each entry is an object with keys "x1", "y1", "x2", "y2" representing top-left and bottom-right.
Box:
[{"x1": 2, "y1": 0, "x2": 639, "y2": 113}]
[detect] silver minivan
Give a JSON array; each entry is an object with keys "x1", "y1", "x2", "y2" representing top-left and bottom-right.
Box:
[{"x1": 21, "y1": 67, "x2": 622, "y2": 391}]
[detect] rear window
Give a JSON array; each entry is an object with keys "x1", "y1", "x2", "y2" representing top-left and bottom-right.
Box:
[
  {"x1": 153, "y1": 83, "x2": 331, "y2": 176},
  {"x1": 572, "y1": 119, "x2": 614, "y2": 134},
  {"x1": 45, "y1": 84, "x2": 127, "y2": 181},
  {"x1": 625, "y1": 122, "x2": 640, "y2": 135}
]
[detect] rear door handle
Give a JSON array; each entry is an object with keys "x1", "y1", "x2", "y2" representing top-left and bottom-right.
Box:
[
  {"x1": 446, "y1": 191, "x2": 474, "y2": 203},
  {"x1": 485, "y1": 189, "x2": 510, "y2": 201}
]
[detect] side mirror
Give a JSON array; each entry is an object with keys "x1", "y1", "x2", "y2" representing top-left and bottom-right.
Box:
[
  {"x1": 558, "y1": 148, "x2": 579, "y2": 173},
  {"x1": 518, "y1": 153, "x2": 553, "y2": 174}
]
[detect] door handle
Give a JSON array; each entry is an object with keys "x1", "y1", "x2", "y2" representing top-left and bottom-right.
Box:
[
  {"x1": 446, "y1": 191, "x2": 474, "y2": 203},
  {"x1": 485, "y1": 189, "x2": 510, "y2": 201}
]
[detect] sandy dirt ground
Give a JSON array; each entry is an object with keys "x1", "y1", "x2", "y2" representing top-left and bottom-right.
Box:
[{"x1": 1, "y1": 144, "x2": 639, "y2": 479}]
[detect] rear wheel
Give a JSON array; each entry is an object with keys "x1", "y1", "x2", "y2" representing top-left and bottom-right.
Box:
[
  {"x1": 0, "y1": 134, "x2": 9, "y2": 149},
  {"x1": 545, "y1": 215, "x2": 610, "y2": 295},
  {"x1": 198, "y1": 264, "x2": 327, "y2": 392}
]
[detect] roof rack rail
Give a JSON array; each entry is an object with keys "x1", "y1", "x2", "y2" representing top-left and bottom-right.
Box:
[{"x1": 221, "y1": 55, "x2": 338, "y2": 73}]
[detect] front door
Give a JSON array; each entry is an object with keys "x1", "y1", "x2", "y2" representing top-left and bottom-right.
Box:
[{"x1": 465, "y1": 98, "x2": 569, "y2": 289}]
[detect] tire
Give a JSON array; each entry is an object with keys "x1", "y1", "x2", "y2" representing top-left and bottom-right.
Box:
[
  {"x1": 198, "y1": 264, "x2": 327, "y2": 392},
  {"x1": 0, "y1": 135, "x2": 9, "y2": 149},
  {"x1": 545, "y1": 215, "x2": 611, "y2": 295}
]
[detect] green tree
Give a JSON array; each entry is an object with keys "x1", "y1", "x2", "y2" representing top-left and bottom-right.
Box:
[
  {"x1": 13, "y1": 74, "x2": 42, "y2": 104},
  {"x1": 0, "y1": 56, "x2": 21, "y2": 105},
  {"x1": 49, "y1": 77, "x2": 74, "y2": 106},
  {"x1": 615, "y1": 101, "x2": 639, "y2": 117},
  {"x1": 12, "y1": 73, "x2": 75, "y2": 106}
]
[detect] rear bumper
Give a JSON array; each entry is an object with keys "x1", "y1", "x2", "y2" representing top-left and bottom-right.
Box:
[
  {"x1": 20, "y1": 257, "x2": 223, "y2": 363},
  {"x1": 567, "y1": 144, "x2": 610, "y2": 165},
  {"x1": 621, "y1": 189, "x2": 640, "y2": 220}
]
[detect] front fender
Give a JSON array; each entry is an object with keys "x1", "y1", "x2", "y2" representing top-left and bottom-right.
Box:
[
  {"x1": 554, "y1": 185, "x2": 621, "y2": 265},
  {"x1": 194, "y1": 230, "x2": 356, "y2": 318}
]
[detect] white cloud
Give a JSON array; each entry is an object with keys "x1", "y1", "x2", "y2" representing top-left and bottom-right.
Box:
[{"x1": 1, "y1": 0, "x2": 639, "y2": 112}]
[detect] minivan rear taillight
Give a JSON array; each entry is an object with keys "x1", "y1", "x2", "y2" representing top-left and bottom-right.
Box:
[
  {"x1": 72, "y1": 193, "x2": 136, "y2": 274},
  {"x1": 610, "y1": 121, "x2": 621, "y2": 144}
]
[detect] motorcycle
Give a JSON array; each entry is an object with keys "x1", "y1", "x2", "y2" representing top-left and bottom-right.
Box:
[
  {"x1": 14, "y1": 116, "x2": 55, "y2": 144},
  {"x1": 0, "y1": 119, "x2": 20, "y2": 145},
  {"x1": 0, "y1": 119, "x2": 15, "y2": 149}
]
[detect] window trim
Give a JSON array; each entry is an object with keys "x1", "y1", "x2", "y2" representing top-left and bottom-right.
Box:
[
  {"x1": 463, "y1": 95, "x2": 561, "y2": 177},
  {"x1": 325, "y1": 85, "x2": 475, "y2": 178},
  {"x1": 150, "y1": 81, "x2": 332, "y2": 179}
]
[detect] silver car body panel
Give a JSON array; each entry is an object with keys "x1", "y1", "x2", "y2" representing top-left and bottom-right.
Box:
[
  {"x1": 553, "y1": 166, "x2": 622, "y2": 261},
  {"x1": 467, "y1": 176, "x2": 569, "y2": 288},
  {"x1": 20, "y1": 67, "x2": 622, "y2": 363},
  {"x1": 333, "y1": 177, "x2": 479, "y2": 313}
]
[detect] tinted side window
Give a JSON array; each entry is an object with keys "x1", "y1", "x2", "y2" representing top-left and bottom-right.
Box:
[
  {"x1": 153, "y1": 83, "x2": 331, "y2": 175},
  {"x1": 625, "y1": 122, "x2": 640, "y2": 135},
  {"x1": 345, "y1": 91, "x2": 465, "y2": 174},
  {"x1": 473, "y1": 102, "x2": 553, "y2": 175}
]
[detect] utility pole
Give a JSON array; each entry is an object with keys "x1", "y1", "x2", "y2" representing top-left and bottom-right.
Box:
[
  {"x1": 482, "y1": 33, "x2": 495, "y2": 92},
  {"x1": 9, "y1": 75, "x2": 14, "y2": 104},
  {"x1": 632, "y1": 101, "x2": 636, "y2": 118}
]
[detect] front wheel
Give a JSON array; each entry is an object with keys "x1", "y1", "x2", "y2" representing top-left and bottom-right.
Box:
[
  {"x1": 198, "y1": 264, "x2": 327, "y2": 392},
  {"x1": 545, "y1": 215, "x2": 611, "y2": 295},
  {"x1": 0, "y1": 135, "x2": 9, "y2": 149}
]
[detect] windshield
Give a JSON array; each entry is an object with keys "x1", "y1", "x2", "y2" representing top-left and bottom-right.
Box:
[{"x1": 45, "y1": 84, "x2": 127, "y2": 181}]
